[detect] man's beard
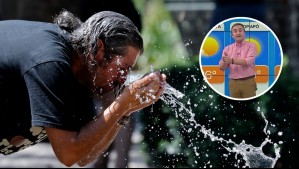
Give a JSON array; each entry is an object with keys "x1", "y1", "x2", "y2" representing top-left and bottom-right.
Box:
[
  {"x1": 86, "y1": 54, "x2": 125, "y2": 96},
  {"x1": 93, "y1": 81, "x2": 123, "y2": 95}
]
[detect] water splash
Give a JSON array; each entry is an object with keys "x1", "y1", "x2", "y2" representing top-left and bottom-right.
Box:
[
  {"x1": 160, "y1": 84, "x2": 281, "y2": 168},
  {"x1": 124, "y1": 70, "x2": 281, "y2": 168}
]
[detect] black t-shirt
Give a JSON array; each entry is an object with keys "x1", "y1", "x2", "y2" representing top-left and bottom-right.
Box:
[{"x1": 0, "y1": 20, "x2": 96, "y2": 155}]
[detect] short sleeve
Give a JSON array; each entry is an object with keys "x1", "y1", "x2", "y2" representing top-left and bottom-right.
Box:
[{"x1": 23, "y1": 61, "x2": 96, "y2": 131}]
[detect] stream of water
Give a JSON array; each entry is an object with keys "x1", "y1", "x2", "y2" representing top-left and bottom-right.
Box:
[
  {"x1": 126, "y1": 72, "x2": 281, "y2": 168},
  {"x1": 160, "y1": 82, "x2": 281, "y2": 168}
]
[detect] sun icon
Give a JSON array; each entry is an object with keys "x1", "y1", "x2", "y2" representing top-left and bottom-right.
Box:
[
  {"x1": 202, "y1": 36, "x2": 219, "y2": 57},
  {"x1": 246, "y1": 38, "x2": 261, "y2": 56}
]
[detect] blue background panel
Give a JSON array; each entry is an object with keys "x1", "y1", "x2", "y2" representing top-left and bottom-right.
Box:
[{"x1": 201, "y1": 31, "x2": 224, "y2": 65}]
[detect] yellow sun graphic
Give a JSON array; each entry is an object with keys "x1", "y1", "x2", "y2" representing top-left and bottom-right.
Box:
[
  {"x1": 202, "y1": 36, "x2": 219, "y2": 57},
  {"x1": 246, "y1": 38, "x2": 261, "y2": 56}
]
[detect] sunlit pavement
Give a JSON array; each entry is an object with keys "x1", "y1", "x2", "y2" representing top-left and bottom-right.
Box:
[{"x1": 0, "y1": 129, "x2": 149, "y2": 168}]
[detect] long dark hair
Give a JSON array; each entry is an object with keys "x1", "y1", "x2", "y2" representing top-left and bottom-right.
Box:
[{"x1": 54, "y1": 10, "x2": 143, "y2": 62}]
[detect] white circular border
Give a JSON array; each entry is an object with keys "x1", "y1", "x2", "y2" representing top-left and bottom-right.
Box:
[{"x1": 199, "y1": 17, "x2": 284, "y2": 101}]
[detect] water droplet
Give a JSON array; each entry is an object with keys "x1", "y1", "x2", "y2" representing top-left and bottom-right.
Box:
[{"x1": 278, "y1": 131, "x2": 283, "y2": 136}]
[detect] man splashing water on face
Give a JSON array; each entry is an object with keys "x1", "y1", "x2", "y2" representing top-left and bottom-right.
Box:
[{"x1": 0, "y1": 10, "x2": 166, "y2": 167}]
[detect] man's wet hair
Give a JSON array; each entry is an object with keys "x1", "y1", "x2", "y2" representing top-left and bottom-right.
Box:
[{"x1": 54, "y1": 10, "x2": 143, "y2": 62}]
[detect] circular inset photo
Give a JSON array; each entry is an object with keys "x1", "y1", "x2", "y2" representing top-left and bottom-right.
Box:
[{"x1": 199, "y1": 17, "x2": 283, "y2": 101}]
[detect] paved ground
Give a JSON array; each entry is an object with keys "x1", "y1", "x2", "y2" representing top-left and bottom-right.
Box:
[{"x1": 0, "y1": 129, "x2": 149, "y2": 168}]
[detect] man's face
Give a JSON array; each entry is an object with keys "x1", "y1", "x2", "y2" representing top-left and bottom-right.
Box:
[
  {"x1": 93, "y1": 46, "x2": 140, "y2": 94},
  {"x1": 231, "y1": 25, "x2": 245, "y2": 43}
]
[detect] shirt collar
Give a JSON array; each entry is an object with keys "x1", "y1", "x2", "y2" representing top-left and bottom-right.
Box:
[{"x1": 235, "y1": 40, "x2": 245, "y2": 47}]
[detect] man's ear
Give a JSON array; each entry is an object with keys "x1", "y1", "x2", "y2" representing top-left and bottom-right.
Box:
[{"x1": 94, "y1": 39, "x2": 105, "y2": 62}]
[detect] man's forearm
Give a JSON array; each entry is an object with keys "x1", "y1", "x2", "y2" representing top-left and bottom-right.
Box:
[
  {"x1": 77, "y1": 123, "x2": 122, "y2": 166},
  {"x1": 76, "y1": 93, "x2": 131, "y2": 166},
  {"x1": 46, "y1": 98, "x2": 130, "y2": 167},
  {"x1": 232, "y1": 58, "x2": 246, "y2": 65}
]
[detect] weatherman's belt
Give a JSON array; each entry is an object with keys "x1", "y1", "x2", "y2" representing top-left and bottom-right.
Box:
[{"x1": 232, "y1": 75, "x2": 255, "y2": 80}]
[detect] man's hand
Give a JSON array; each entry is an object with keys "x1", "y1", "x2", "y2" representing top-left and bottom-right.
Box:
[
  {"x1": 118, "y1": 71, "x2": 166, "y2": 113},
  {"x1": 222, "y1": 53, "x2": 233, "y2": 64}
]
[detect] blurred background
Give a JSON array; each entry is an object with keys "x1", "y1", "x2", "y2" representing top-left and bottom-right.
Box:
[{"x1": 0, "y1": 0, "x2": 298, "y2": 168}]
